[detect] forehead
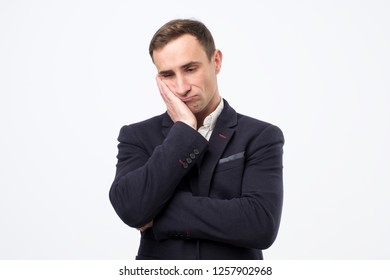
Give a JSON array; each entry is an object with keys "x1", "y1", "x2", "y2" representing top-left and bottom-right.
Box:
[{"x1": 153, "y1": 34, "x2": 208, "y2": 70}]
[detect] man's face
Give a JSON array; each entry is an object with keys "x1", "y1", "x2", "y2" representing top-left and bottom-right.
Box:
[{"x1": 153, "y1": 34, "x2": 222, "y2": 118}]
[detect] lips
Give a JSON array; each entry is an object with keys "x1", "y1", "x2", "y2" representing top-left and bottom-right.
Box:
[{"x1": 181, "y1": 96, "x2": 196, "y2": 102}]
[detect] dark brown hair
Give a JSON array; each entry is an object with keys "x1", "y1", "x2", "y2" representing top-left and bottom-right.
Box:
[{"x1": 149, "y1": 19, "x2": 216, "y2": 61}]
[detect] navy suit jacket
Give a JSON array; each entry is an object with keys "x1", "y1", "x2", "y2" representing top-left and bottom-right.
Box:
[{"x1": 109, "y1": 100, "x2": 284, "y2": 259}]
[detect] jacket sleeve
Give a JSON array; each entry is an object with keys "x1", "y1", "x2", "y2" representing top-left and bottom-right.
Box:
[
  {"x1": 109, "y1": 121, "x2": 208, "y2": 228},
  {"x1": 152, "y1": 125, "x2": 284, "y2": 250}
]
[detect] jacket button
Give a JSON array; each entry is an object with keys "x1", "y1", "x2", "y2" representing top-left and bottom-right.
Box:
[
  {"x1": 190, "y1": 153, "x2": 196, "y2": 159},
  {"x1": 186, "y1": 158, "x2": 192, "y2": 164},
  {"x1": 183, "y1": 162, "x2": 189, "y2": 168},
  {"x1": 193, "y1": 149, "x2": 199, "y2": 155}
]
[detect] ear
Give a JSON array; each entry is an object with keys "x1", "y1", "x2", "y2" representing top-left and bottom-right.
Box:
[{"x1": 213, "y1": 50, "x2": 223, "y2": 74}]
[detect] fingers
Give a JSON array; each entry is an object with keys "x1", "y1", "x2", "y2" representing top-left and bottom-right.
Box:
[
  {"x1": 156, "y1": 76, "x2": 172, "y2": 100},
  {"x1": 156, "y1": 76, "x2": 197, "y2": 129},
  {"x1": 155, "y1": 76, "x2": 197, "y2": 129},
  {"x1": 156, "y1": 77, "x2": 181, "y2": 111},
  {"x1": 137, "y1": 220, "x2": 153, "y2": 232},
  {"x1": 156, "y1": 76, "x2": 177, "y2": 117}
]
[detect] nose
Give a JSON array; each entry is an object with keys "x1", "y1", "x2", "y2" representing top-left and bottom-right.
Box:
[{"x1": 175, "y1": 75, "x2": 191, "y2": 96}]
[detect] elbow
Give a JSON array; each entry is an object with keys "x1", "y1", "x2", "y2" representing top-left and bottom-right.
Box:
[
  {"x1": 253, "y1": 222, "x2": 280, "y2": 249},
  {"x1": 109, "y1": 183, "x2": 150, "y2": 228},
  {"x1": 248, "y1": 210, "x2": 281, "y2": 249}
]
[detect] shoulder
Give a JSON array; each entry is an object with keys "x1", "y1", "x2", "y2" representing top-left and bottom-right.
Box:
[
  {"x1": 121, "y1": 113, "x2": 167, "y2": 131},
  {"x1": 118, "y1": 113, "x2": 167, "y2": 141},
  {"x1": 222, "y1": 100, "x2": 284, "y2": 142},
  {"x1": 238, "y1": 113, "x2": 282, "y2": 132},
  {"x1": 235, "y1": 113, "x2": 284, "y2": 145}
]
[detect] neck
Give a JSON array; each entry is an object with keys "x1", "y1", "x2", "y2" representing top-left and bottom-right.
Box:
[{"x1": 195, "y1": 95, "x2": 221, "y2": 129}]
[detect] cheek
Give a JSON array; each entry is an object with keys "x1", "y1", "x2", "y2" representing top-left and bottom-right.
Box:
[
  {"x1": 192, "y1": 73, "x2": 211, "y2": 91},
  {"x1": 201, "y1": 75, "x2": 216, "y2": 93}
]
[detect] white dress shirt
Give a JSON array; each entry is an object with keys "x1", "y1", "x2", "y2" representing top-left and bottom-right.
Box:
[{"x1": 197, "y1": 98, "x2": 224, "y2": 141}]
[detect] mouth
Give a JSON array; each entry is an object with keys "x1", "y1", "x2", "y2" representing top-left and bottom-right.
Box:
[{"x1": 181, "y1": 96, "x2": 196, "y2": 102}]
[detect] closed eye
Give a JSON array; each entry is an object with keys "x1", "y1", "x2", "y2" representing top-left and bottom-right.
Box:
[
  {"x1": 184, "y1": 64, "x2": 199, "y2": 73},
  {"x1": 182, "y1": 61, "x2": 200, "y2": 73},
  {"x1": 185, "y1": 67, "x2": 196, "y2": 72},
  {"x1": 159, "y1": 71, "x2": 174, "y2": 78}
]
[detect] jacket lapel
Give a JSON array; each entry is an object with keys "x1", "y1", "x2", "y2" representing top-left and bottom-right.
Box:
[{"x1": 196, "y1": 100, "x2": 238, "y2": 196}]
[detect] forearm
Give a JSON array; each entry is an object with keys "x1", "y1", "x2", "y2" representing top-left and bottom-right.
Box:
[
  {"x1": 109, "y1": 122, "x2": 208, "y2": 228},
  {"x1": 153, "y1": 187, "x2": 282, "y2": 249}
]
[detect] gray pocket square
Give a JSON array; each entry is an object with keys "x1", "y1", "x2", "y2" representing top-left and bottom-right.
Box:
[{"x1": 219, "y1": 151, "x2": 245, "y2": 164}]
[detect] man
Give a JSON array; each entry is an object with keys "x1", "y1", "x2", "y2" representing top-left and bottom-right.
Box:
[{"x1": 109, "y1": 19, "x2": 284, "y2": 260}]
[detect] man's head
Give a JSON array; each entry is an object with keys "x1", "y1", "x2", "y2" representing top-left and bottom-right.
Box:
[
  {"x1": 149, "y1": 19, "x2": 216, "y2": 62},
  {"x1": 150, "y1": 19, "x2": 223, "y2": 123}
]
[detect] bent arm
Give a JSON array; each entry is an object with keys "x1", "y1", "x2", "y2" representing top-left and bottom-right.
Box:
[
  {"x1": 109, "y1": 121, "x2": 208, "y2": 228},
  {"x1": 153, "y1": 125, "x2": 284, "y2": 249}
]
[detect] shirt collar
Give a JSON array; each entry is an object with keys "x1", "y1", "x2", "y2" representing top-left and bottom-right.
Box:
[{"x1": 200, "y1": 98, "x2": 224, "y2": 131}]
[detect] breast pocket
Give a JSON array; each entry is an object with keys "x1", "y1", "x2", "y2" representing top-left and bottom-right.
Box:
[{"x1": 210, "y1": 153, "x2": 245, "y2": 199}]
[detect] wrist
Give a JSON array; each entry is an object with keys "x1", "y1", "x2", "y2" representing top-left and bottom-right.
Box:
[{"x1": 183, "y1": 120, "x2": 197, "y2": 130}]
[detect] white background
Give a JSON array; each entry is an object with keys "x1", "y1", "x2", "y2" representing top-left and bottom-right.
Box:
[{"x1": 0, "y1": 0, "x2": 389, "y2": 259}]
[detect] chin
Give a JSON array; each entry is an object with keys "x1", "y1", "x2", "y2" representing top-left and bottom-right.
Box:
[{"x1": 188, "y1": 104, "x2": 201, "y2": 113}]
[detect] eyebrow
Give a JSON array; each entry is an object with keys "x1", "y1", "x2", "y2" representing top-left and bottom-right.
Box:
[
  {"x1": 158, "y1": 61, "x2": 201, "y2": 76},
  {"x1": 181, "y1": 61, "x2": 201, "y2": 69}
]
